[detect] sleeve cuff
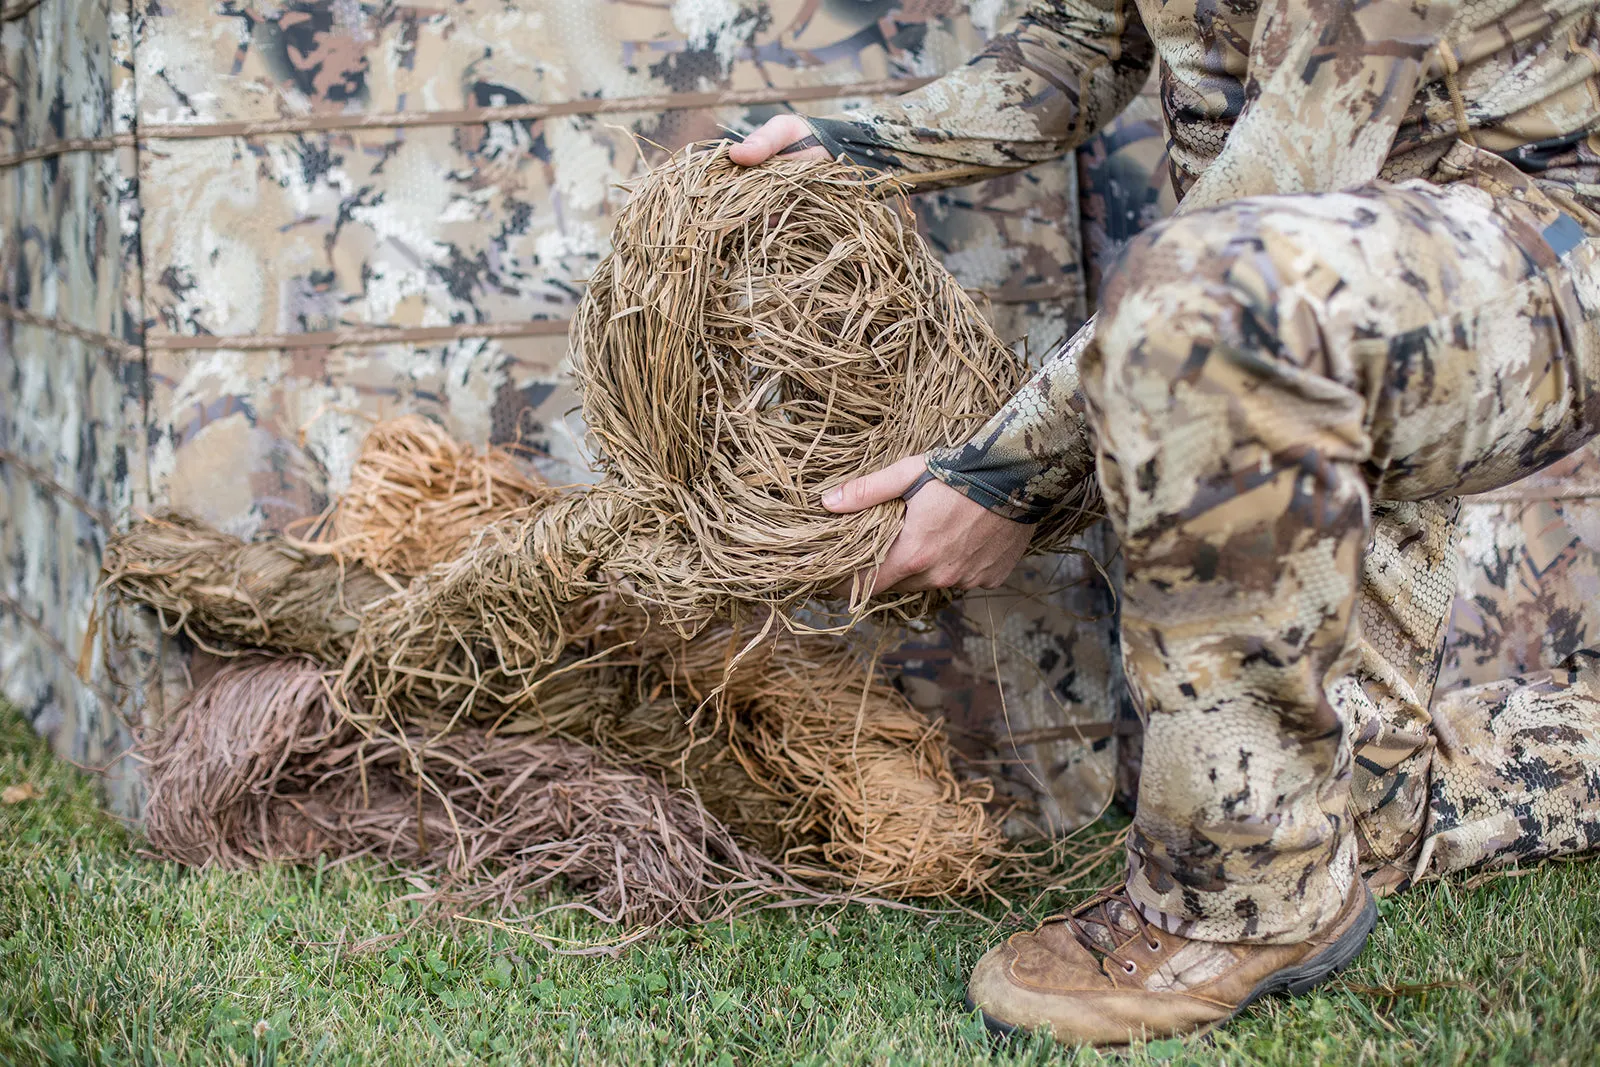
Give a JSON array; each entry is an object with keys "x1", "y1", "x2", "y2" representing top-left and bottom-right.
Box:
[{"x1": 924, "y1": 461, "x2": 1051, "y2": 524}]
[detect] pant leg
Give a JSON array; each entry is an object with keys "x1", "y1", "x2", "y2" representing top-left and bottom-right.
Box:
[
  {"x1": 1082, "y1": 151, "x2": 1600, "y2": 943},
  {"x1": 1415, "y1": 651, "x2": 1600, "y2": 879},
  {"x1": 1342, "y1": 498, "x2": 1462, "y2": 894}
]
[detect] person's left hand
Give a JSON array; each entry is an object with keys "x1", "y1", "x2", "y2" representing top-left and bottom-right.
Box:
[{"x1": 824, "y1": 456, "x2": 1033, "y2": 594}]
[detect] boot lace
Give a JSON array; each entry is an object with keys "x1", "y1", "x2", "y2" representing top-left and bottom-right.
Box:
[{"x1": 1052, "y1": 883, "x2": 1162, "y2": 976}]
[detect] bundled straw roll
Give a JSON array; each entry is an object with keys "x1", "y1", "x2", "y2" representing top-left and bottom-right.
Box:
[
  {"x1": 139, "y1": 655, "x2": 348, "y2": 867},
  {"x1": 138, "y1": 655, "x2": 798, "y2": 931},
  {"x1": 334, "y1": 495, "x2": 629, "y2": 730},
  {"x1": 102, "y1": 513, "x2": 396, "y2": 662},
  {"x1": 720, "y1": 635, "x2": 1010, "y2": 897},
  {"x1": 570, "y1": 147, "x2": 1026, "y2": 629}
]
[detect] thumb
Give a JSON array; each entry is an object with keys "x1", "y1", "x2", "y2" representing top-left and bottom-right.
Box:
[
  {"x1": 728, "y1": 115, "x2": 818, "y2": 167},
  {"x1": 822, "y1": 455, "x2": 929, "y2": 514}
]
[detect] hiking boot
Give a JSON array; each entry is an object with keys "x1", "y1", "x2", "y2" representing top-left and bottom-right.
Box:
[{"x1": 965, "y1": 878, "x2": 1376, "y2": 1046}]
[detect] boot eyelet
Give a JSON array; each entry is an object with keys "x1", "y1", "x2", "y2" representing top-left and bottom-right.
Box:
[
  {"x1": 1122, "y1": 960, "x2": 1137, "y2": 975},
  {"x1": 1147, "y1": 939, "x2": 1161, "y2": 952}
]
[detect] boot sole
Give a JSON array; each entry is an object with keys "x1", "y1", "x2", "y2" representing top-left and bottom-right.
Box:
[{"x1": 966, "y1": 885, "x2": 1378, "y2": 1043}]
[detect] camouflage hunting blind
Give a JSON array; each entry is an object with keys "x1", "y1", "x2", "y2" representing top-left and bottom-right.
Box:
[{"x1": 2, "y1": 0, "x2": 1596, "y2": 827}]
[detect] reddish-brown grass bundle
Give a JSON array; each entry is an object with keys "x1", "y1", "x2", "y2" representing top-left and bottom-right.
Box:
[{"x1": 136, "y1": 656, "x2": 801, "y2": 931}]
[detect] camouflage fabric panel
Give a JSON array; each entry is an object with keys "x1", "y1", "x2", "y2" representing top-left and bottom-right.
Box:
[
  {"x1": 129, "y1": 1, "x2": 1087, "y2": 537},
  {"x1": 130, "y1": 0, "x2": 1081, "y2": 349},
  {"x1": 1418, "y1": 651, "x2": 1600, "y2": 881},
  {"x1": 1075, "y1": 76, "x2": 1175, "y2": 308},
  {"x1": 134, "y1": 1, "x2": 1013, "y2": 124},
  {"x1": 888, "y1": 523, "x2": 1128, "y2": 835},
  {"x1": 913, "y1": 163, "x2": 1089, "y2": 346},
  {"x1": 1439, "y1": 439, "x2": 1600, "y2": 691},
  {"x1": 1338, "y1": 499, "x2": 1462, "y2": 894},
  {"x1": 1, "y1": 0, "x2": 117, "y2": 150},
  {"x1": 0, "y1": 0, "x2": 147, "y2": 811},
  {"x1": 1, "y1": 0, "x2": 1102, "y2": 814},
  {"x1": 143, "y1": 343, "x2": 579, "y2": 537}
]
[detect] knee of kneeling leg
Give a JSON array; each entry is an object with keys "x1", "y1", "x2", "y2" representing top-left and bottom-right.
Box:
[{"x1": 1096, "y1": 210, "x2": 1316, "y2": 385}]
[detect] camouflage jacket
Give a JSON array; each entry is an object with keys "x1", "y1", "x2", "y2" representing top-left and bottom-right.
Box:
[{"x1": 806, "y1": 0, "x2": 1600, "y2": 521}]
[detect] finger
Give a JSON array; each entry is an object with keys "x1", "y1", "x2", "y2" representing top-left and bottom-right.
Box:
[
  {"x1": 728, "y1": 116, "x2": 813, "y2": 166},
  {"x1": 822, "y1": 455, "x2": 929, "y2": 514}
]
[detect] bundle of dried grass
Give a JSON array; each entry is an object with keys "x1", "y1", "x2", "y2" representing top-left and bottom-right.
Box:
[
  {"x1": 710, "y1": 633, "x2": 1009, "y2": 896},
  {"x1": 735, "y1": 676, "x2": 1006, "y2": 897},
  {"x1": 108, "y1": 150, "x2": 1107, "y2": 908},
  {"x1": 138, "y1": 656, "x2": 800, "y2": 932},
  {"x1": 102, "y1": 513, "x2": 396, "y2": 662},
  {"x1": 335, "y1": 149, "x2": 1095, "y2": 731},
  {"x1": 568, "y1": 147, "x2": 1028, "y2": 632},
  {"x1": 333, "y1": 494, "x2": 631, "y2": 732},
  {"x1": 293, "y1": 414, "x2": 556, "y2": 576},
  {"x1": 139, "y1": 654, "x2": 347, "y2": 866}
]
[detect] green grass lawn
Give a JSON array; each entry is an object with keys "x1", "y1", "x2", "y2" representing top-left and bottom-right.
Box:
[{"x1": 3, "y1": 706, "x2": 1598, "y2": 1067}]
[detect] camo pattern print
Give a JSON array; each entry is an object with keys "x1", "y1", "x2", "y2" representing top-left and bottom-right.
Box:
[
  {"x1": 800, "y1": 0, "x2": 1600, "y2": 522},
  {"x1": 1081, "y1": 149, "x2": 1600, "y2": 943},
  {"x1": 1441, "y1": 458, "x2": 1600, "y2": 692},
  {"x1": 1416, "y1": 651, "x2": 1600, "y2": 880},
  {"x1": 806, "y1": 0, "x2": 1600, "y2": 205},
  {"x1": 5, "y1": 1, "x2": 1107, "y2": 807}
]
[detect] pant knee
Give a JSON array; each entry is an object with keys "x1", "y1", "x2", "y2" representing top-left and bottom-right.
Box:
[{"x1": 1084, "y1": 208, "x2": 1369, "y2": 535}]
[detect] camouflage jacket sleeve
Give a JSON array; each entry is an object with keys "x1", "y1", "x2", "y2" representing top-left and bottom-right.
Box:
[
  {"x1": 806, "y1": 0, "x2": 1154, "y2": 190},
  {"x1": 926, "y1": 315, "x2": 1098, "y2": 524},
  {"x1": 925, "y1": 0, "x2": 1452, "y2": 524},
  {"x1": 1173, "y1": 0, "x2": 1451, "y2": 215}
]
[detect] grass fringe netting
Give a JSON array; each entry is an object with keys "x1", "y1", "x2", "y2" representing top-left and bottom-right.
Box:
[
  {"x1": 568, "y1": 146, "x2": 1027, "y2": 632},
  {"x1": 107, "y1": 146, "x2": 1122, "y2": 915},
  {"x1": 113, "y1": 507, "x2": 1018, "y2": 901},
  {"x1": 137, "y1": 655, "x2": 808, "y2": 934},
  {"x1": 330, "y1": 147, "x2": 1073, "y2": 737}
]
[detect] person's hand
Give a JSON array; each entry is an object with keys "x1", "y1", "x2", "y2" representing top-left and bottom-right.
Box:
[
  {"x1": 729, "y1": 114, "x2": 829, "y2": 167},
  {"x1": 824, "y1": 456, "x2": 1033, "y2": 594}
]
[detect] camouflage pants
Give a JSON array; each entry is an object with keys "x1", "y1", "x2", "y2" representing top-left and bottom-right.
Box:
[{"x1": 1081, "y1": 147, "x2": 1600, "y2": 944}]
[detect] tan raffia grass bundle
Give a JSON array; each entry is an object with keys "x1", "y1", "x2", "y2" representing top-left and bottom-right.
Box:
[
  {"x1": 646, "y1": 627, "x2": 1011, "y2": 896},
  {"x1": 107, "y1": 149, "x2": 1099, "y2": 911},
  {"x1": 335, "y1": 148, "x2": 1055, "y2": 732},
  {"x1": 569, "y1": 146, "x2": 1026, "y2": 632},
  {"x1": 137, "y1": 655, "x2": 807, "y2": 935},
  {"x1": 291, "y1": 413, "x2": 557, "y2": 576},
  {"x1": 730, "y1": 654, "x2": 1007, "y2": 898},
  {"x1": 101, "y1": 513, "x2": 396, "y2": 662},
  {"x1": 333, "y1": 493, "x2": 629, "y2": 732},
  {"x1": 109, "y1": 519, "x2": 1023, "y2": 900}
]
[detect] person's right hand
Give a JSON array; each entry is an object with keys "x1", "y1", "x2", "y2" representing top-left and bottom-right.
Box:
[{"x1": 729, "y1": 114, "x2": 829, "y2": 167}]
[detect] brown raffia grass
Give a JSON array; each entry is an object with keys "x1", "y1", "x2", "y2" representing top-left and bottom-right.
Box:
[
  {"x1": 290, "y1": 413, "x2": 556, "y2": 576},
  {"x1": 137, "y1": 655, "x2": 806, "y2": 935},
  {"x1": 568, "y1": 146, "x2": 1026, "y2": 632},
  {"x1": 638, "y1": 627, "x2": 1012, "y2": 897},
  {"x1": 334, "y1": 148, "x2": 1083, "y2": 734},
  {"x1": 101, "y1": 513, "x2": 396, "y2": 662},
  {"x1": 333, "y1": 494, "x2": 627, "y2": 733},
  {"x1": 109, "y1": 516, "x2": 1020, "y2": 898},
  {"x1": 108, "y1": 150, "x2": 1114, "y2": 908}
]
